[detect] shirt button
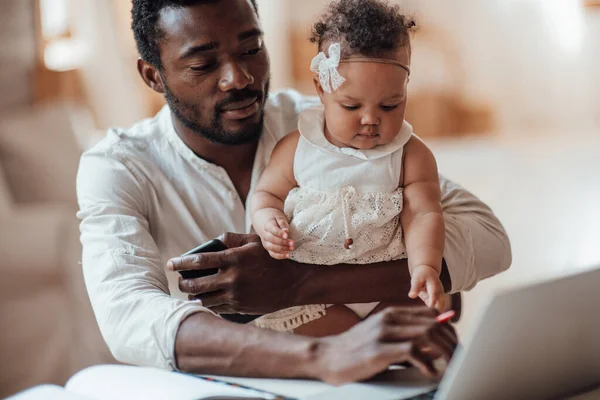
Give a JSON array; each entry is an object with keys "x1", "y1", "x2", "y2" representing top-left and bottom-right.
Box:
[{"x1": 228, "y1": 191, "x2": 236, "y2": 199}]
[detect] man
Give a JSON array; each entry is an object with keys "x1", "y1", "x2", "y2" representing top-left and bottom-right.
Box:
[{"x1": 76, "y1": 0, "x2": 511, "y2": 385}]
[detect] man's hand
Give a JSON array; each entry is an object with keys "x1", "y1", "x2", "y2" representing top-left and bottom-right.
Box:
[
  {"x1": 168, "y1": 233, "x2": 300, "y2": 314},
  {"x1": 175, "y1": 305, "x2": 458, "y2": 383},
  {"x1": 315, "y1": 306, "x2": 457, "y2": 385},
  {"x1": 168, "y1": 233, "x2": 456, "y2": 314}
]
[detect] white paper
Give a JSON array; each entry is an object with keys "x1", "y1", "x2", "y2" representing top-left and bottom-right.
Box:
[
  {"x1": 202, "y1": 375, "x2": 334, "y2": 398},
  {"x1": 6, "y1": 385, "x2": 93, "y2": 400},
  {"x1": 65, "y1": 364, "x2": 437, "y2": 400},
  {"x1": 204, "y1": 368, "x2": 437, "y2": 400},
  {"x1": 66, "y1": 365, "x2": 274, "y2": 400}
]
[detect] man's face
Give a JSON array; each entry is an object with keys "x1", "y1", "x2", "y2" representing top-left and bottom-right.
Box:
[{"x1": 156, "y1": 0, "x2": 270, "y2": 145}]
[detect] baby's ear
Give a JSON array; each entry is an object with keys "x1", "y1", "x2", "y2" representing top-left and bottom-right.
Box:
[{"x1": 312, "y1": 75, "x2": 325, "y2": 101}]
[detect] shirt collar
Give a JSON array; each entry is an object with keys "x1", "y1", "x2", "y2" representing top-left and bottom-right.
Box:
[{"x1": 298, "y1": 105, "x2": 413, "y2": 161}]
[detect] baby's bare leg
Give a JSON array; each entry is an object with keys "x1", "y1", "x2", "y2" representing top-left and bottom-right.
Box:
[{"x1": 293, "y1": 305, "x2": 361, "y2": 337}]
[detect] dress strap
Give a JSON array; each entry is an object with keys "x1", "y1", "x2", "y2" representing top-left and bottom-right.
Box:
[{"x1": 399, "y1": 145, "x2": 407, "y2": 187}]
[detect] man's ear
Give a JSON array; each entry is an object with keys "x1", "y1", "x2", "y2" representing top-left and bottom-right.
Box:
[
  {"x1": 312, "y1": 75, "x2": 325, "y2": 103},
  {"x1": 137, "y1": 58, "x2": 165, "y2": 94}
]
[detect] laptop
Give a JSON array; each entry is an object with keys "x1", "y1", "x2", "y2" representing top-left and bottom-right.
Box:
[
  {"x1": 434, "y1": 265, "x2": 600, "y2": 400},
  {"x1": 213, "y1": 266, "x2": 600, "y2": 399}
]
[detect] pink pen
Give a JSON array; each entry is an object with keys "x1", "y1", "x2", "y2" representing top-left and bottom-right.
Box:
[{"x1": 436, "y1": 310, "x2": 456, "y2": 323}]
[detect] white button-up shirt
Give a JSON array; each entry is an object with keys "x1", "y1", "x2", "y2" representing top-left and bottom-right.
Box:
[{"x1": 76, "y1": 89, "x2": 511, "y2": 370}]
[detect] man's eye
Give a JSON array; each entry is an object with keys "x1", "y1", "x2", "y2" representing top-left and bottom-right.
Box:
[
  {"x1": 342, "y1": 104, "x2": 360, "y2": 111},
  {"x1": 244, "y1": 47, "x2": 262, "y2": 56},
  {"x1": 190, "y1": 63, "x2": 217, "y2": 72},
  {"x1": 381, "y1": 104, "x2": 400, "y2": 111}
]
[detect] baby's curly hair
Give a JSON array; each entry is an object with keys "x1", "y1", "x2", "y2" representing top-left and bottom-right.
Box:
[{"x1": 310, "y1": 0, "x2": 415, "y2": 58}]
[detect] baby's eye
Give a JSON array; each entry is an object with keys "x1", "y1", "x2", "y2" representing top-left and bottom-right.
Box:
[
  {"x1": 381, "y1": 104, "x2": 400, "y2": 111},
  {"x1": 341, "y1": 104, "x2": 360, "y2": 111}
]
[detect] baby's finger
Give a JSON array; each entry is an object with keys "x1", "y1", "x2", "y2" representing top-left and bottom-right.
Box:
[
  {"x1": 426, "y1": 281, "x2": 440, "y2": 308},
  {"x1": 275, "y1": 216, "x2": 290, "y2": 237},
  {"x1": 427, "y1": 280, "x2": 445, "y2": 309},
  {"x1": 409, "y1": 276, "x2": 426, "y2": 299},
  {"x1": 263, "y1": 241, "x2": 292, "y2": 255},
  {"x1": 418, "y1": 290, "x2": 430, "y2": 306},
  {"x1": 268, "y1": 250, "x2": 290, "y2": 260},
  {"x1": 264, "y1": 221, "x2": 287, "y2": 239},
  {"x1": 263, "y1": 231, "x2": 292, "y2": 248},
  {"x1": 435, "y1": 293, "x2": 447, "y2": 312}
]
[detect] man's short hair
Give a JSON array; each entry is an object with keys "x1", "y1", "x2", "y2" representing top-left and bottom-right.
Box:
[{"x1": 132, "y1": 0, "x2": 259, "y2": 69}]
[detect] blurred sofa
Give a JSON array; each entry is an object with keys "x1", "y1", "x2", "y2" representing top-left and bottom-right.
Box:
[{"x1": 0, "y1": 104, "x2": 115, "y2": 398}]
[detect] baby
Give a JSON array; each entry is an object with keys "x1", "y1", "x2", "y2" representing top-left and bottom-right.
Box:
[{"x1": 251, "y1": 0, "x2": 445, "y2": 332}]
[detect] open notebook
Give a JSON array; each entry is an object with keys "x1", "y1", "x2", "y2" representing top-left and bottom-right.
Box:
[{"x1": 8, "y1": 364, "x2": 438, "y2": 400}]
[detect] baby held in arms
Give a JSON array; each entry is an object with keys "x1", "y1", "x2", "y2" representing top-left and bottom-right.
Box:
[{"x1": 250, "y1": 0, "x2": 446, "y2": 334}]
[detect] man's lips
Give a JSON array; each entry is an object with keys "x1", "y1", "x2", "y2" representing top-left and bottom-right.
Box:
[
  {"x1": 220, "y1": 97, "x2": 260, "y2": 121},
  {"x1": 220, "y1": 97, "x2": 258, "y2": 112}
]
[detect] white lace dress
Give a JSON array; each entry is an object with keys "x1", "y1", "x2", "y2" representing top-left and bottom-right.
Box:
[{"x1": 252, "y1": 106, "x2": 413, "y2": 332}]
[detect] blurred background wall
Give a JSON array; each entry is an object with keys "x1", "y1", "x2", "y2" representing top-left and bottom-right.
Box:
[
  {"x1": 0, "y1": 0, "x2": 599, "y2": 397},
  {"x1": 10, "y1": 0, "x2": 600, "y2": 137}
]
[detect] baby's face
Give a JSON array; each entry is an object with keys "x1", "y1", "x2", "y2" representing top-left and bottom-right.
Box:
[{"x1": 317, "y1": 47, "x2": 410, "y2": 150}]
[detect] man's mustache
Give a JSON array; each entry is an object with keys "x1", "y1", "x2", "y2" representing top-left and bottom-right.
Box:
[{"x1": 216, "y1": 89, "x2": 264, "y2": 112}]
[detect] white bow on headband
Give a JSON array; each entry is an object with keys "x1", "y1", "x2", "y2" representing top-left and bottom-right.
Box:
[{"x1": 310, "y1": 43, "x2": 346, "y2": 93}]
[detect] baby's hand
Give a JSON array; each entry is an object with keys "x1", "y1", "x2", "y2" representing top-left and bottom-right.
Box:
[
  {"x1": 408, "y1": 265, "x2": 446, "y2": 310},
  {"x1": 255, "y1": 209, "x2": 294, "y2": 260}
]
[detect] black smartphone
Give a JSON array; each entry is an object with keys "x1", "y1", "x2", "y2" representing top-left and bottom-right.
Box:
[
  {"x1": 179, "y1": 239, "x2": 227, "y2": 280},
  {"x1": 179, "y1": 239, "x2": 260, "y2": 324}
]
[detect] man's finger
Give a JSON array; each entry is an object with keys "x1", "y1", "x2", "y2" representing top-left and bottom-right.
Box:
[
  {"x1": 376, "y1": 325, "x2": 430, "y2": 342},
  {"x1": 419, "y1": 325, "x2": 455, "y2": 363},
  {"x1": 409, "y1": 343, "x2": 439, "y2": 377},
  {"x1": 437, "y1": 323, "x2": 459, "y2": 350},
  {"x1": 383, "y1": 342, "x2": 437, "y2": 378},
  {"x1": 168, "y1": 250, "x2": 235, "y2": 272},
  {"x1": 179, "y1": 274, "x2": 228, "y2": 295},
  {"x1": 218, "y1": 232, "x2": 260, "y2": 248},
  {"x1": 380, "y1": 306, "x2": 438, "y2": 324}
]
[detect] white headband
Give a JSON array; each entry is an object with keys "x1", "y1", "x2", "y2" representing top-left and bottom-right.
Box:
[
  {"x1": 310, "y1": 43, "x2": 411, "y2": 93},
  {"x1": 310, "y1": 43, "x2": 346, "y2": 93}
]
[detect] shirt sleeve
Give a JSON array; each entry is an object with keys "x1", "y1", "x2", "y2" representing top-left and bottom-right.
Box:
[
  {"x1": 76, "y1": 143, "x2": 215, "y2": 370},
  {"x1": 439, "y1": 175, "x2": 512, "y2": 293}
]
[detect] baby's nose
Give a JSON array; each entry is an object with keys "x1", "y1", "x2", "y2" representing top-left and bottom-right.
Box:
[{"x1": 360, "y1": 113, "x2": 380, "y2": 126}]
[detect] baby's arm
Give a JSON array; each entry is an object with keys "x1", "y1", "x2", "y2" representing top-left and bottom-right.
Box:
[
  {"x1": 400, "y1": 136, "x2": 446, "y2": 309},
  {"x1": 251, "y1": 131, "x2": 300, "y2": 259}
]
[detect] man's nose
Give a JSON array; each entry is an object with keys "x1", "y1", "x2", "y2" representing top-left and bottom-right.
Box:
[{"x1": 219, "y1": 60, "x2": 254, "y2": 91}]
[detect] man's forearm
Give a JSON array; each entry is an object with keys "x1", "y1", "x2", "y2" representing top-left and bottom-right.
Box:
[
  {"x1": 175, "y1": 312, "x2": 320, "y2": 378},
  {"x1": 287, "y1": 258, "x2": 451, "y2": 306}
]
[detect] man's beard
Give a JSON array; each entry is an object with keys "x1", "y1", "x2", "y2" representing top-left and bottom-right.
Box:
[{"x1": 164, "y1": 80, "x2": 269, "y2": 146}]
